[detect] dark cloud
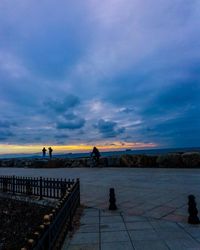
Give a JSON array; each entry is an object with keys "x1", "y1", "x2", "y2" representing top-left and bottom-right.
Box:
[
  {"x1": 0, "y1": 120, "x2": 17, "y2": 128},
  {"x1": 63, "y1": 113, "x2": 77, "y2": 120},
  {"x1": 0, "y1": 121, "x2": 17, "y2": 142},
  {"x1": 55, "y1": 134, "x2": 69, "y2": 139},
  {"x1": 0, "y1": 0, "x2": 200, "y2": 149},
  {"x1": 95, "y1": 119, "x2": 125, "y2": 138},
  {"x1": 131, "y1": 101, "x2": 200, "y2": 147},
  {"x1": 141, "y1": 83, "x2": 200, "y2": 117},
  {"x1": 0, "y1": 130, "x2": 14, "y2": 141},
  {"x1": 57, "y1": 117, "x2": 85, "y2": 130},
  {"x1": 44, "y1": 95, "x2": 80, "y2": 113}
]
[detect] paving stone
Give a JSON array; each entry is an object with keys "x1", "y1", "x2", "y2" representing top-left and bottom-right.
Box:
[
  {"x1": 67, "y1": 243, "x2": 99, "y2": 250},
  {"x1": 125, "y1": 209, "x2": 145, "y2": 216},
  {"x1": 144, "y1": 206, "x2": 175, "y2": 219},
  {"x1": 100, "y1": 222, "x2": 126, "y2": 232},
  {"x1": 101, "y1": 241, "x2": 133, "y2": 250},
  {"x1": 165, "y1": 238, "x2": 200, "y2": 250},
  {"x1": 175, "y1": 207, "x2": 188, "y2": 216},
  {"x1": 101, "y1": 210, "x2": 121, "y2": 217},
  {"x1": 156, "y1": 229, "x2": 193, "y2": 240},
  {"x1": 82, "y1": 209, "x2": 99, "y2": 217},
  {"x1": 129, "y1": 229, "x2": 159, "y2": 241},
  {"x1": 178, "y1": 222, "x2": 200, "y2": 230},
  {"x1": 80, "y1": 216, "x2": 99, "y2": 224},
  {"x1": 122, "y1": 215, "x2": 147, "y2": 222},
  {"x1": 150, "y1": 220, "x2": 180, "y2": 230},
  {"x1": 182, "y1": 227, "x2": 200, "y2": 239},
  {"x1": 101, "y1": 231, "x2": 130, "y2": 243},
  {"x1": 70, "y1": 233, "x2": 99, "y2": 245},
  {"x1": 132, "y1": 240, "x2": 169, "y2": 250},
  {"x1": 101, "y1": 215, "x2": 123, "y2": 224},
  {"x1": 78, "y1": 224, "x2": 99, "y2": 233},
  {"x1": 125, "y1": 221, "x2": 153, "y2": 230},
  {"x1": 163, "y1": 213, "x2": 187, "y2": 223}
]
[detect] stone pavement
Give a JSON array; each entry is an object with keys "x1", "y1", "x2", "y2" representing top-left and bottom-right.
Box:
[
  {"x1": 62, "y1": 207, "x2": 200, "y2": 250},
  {"x1": 1, "y1": 167, "x2": 200, "y2": 222},
  {"x1": 1, "y1": 167, "x2": 200, "y2": 249}
]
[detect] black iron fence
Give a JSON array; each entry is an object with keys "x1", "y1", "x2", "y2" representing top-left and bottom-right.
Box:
[
  {"x1": 0, "y1": 175, "x2": 80, "y2": 250},
  {"x1": 0, "y1": 175, "x2": 75, "y2": 199},
  {"x1": 32, "y1": 179, "x2": 80, "y2": 250}
]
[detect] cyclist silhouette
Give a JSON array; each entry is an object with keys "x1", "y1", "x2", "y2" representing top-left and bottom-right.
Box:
[{"x1": 91, "y1": 147, "x2": 101, "y2": 166}]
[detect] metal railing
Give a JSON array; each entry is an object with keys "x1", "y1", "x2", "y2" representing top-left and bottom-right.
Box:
[
  {"x1": 0, "y1": 175, "x2": 75, "y2": 199},
  {"x1": 0, "y1": 175, "x2": 80, "y2": 250},
  {"x1": 33, "y1": 179, "x2": 80, "y2": 250}
]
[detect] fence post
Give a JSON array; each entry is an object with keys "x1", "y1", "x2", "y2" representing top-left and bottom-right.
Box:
[
  {"x1": 12, "y1": 175, "x2": 15, "y2": 195},
  {"x1": 61, "y1": 180, "x2": 66, "y2": 198},
  {"x1": 69, "y1": 199, "x2": 73, "y2": 231},
  {"x1": 77, "y1": 178, "x2": 80, "y2": 206},
  {"x1": 26, "y1": 179, "x2": 32, "y2": 195},
  {"x1": 3, "y1": 178, "x2": 8, "y2": 192},
  {"x1": 40, "y1": 177, "x2": 43, "y2": 199}
]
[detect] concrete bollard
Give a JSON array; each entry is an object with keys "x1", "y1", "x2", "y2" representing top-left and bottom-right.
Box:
[
  {"x1": 109, "y1": 188, "x2": 117, "y2": 210},
  {"x1": 188, "y1": 195, "x2": 200, "y2": 224}
]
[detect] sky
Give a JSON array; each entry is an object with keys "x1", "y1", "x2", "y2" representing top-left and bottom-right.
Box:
[{"x1": 0, "y1": 0, "x2": 200, "y2": 154}]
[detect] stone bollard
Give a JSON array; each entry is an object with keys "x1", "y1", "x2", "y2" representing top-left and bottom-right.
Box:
[
  {"x1": 39, "y1": 224, "x2": 45, "y2": 233},
  {"x1": 33, "y1": 231, "x2": 40, "y2": 240},
  {"x1": 49, "y1": 213, "x2": 54, "y2": 221},
  {"x1": 27, "y1": 239, "x2": 34, "y2": 248},
  {"x1": 109, "y1": 188, "x2": 117, "y2": 210},
  {"x1": 188, "y1": 195, "x2": 200, "y2": 224},
  {"x1": 43, "y1": 215, "x2": 50, "y2": 225}
]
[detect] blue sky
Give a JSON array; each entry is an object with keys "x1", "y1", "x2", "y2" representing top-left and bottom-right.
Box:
[{"x1": 0, "y1": 0, "x2": 200, "y2": 152}]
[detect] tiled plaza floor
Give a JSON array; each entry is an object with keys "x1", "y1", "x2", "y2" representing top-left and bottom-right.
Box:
[
  {"x1": 62, "y1": 208, "x2": 200, "y2": 250},
  {"x1": 1, "y1": 167, "x2": 200, "y2": 249}
]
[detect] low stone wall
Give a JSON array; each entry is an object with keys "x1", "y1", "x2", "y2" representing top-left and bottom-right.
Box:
[{"x1": 0, "y1": 152, "x2": 200, "y2": 168}]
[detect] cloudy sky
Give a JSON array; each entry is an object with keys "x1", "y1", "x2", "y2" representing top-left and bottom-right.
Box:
[{"x1": 0, "y1": 0, "x2": 200, "y2": 154}]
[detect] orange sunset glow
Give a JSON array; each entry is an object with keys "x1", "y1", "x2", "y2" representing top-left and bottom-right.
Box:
[{"x1": 0, "y1": 142, "x2": 157, "y2": 155}]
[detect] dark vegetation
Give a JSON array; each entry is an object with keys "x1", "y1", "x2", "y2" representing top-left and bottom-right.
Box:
[{"x1": 0, "y1": 197, "x2": 52, "y2": 250}]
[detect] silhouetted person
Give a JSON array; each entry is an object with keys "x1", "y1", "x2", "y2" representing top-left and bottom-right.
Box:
[
  {"x1": 91, "y1": 146, "x2": 101, "y2": 165},
  {"x1": 42, "y1": 147, "x2": 47, "y2": 157},
  {"x1": 48, "y1": 147, "x2": 53, "y2": 159}
]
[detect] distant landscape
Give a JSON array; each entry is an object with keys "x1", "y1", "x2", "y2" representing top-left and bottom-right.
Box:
[{"x1": 0, "y1": 147, "x2": 200, "y2": 160}]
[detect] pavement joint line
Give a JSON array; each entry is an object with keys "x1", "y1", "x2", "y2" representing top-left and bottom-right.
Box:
[
  {"x1": 142, "y1": 204, "x2": 167, "y2": 213},
  {"x1": 149, "y1": 220, "x2": 171, "y2": 250},
  {"x1": 158, "y1": 208, "x2": 178, "y2": 220},
  {"x1": 177, "y1": 221, "x2": 200, "y2": 243},
  {"x1": 120, "y1": 211, "x2": 135, "y2": 250},
  {"x1": 99, "y1": 208, "x2": 101, "y2": 250}
]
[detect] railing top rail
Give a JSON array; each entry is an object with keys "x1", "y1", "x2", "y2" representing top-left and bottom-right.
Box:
[
  {"x1": 0, "y1": 175, "x2": 79, "y2": 200},
  {"x1": 0, "y1": 175, "x2": 78, "y2": 182}
]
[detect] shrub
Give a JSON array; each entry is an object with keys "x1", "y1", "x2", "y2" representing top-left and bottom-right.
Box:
[
  {"x1": 182, "y1": 152, "x2": 200, "y2": 168},
  {"x1": 157, "y1": 153, "x2": 183, "y2": 168}
]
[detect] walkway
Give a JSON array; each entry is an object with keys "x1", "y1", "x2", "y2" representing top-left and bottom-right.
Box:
[
  {"x1": 1, "y1": 167, "x2": 200, "y2": 249},
  {"x1": 62, "y1": 207, "x2": 200, "y2": 250}
]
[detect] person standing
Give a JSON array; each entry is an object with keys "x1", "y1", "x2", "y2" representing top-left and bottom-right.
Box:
[
  {"x1": 48, "y1": 147, "x2": 53, "y2": 159},
  {"x1": 42, "y1": 147, "x2": 47, "y2": 157}
]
